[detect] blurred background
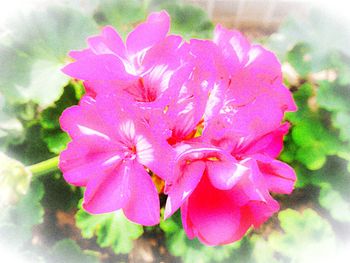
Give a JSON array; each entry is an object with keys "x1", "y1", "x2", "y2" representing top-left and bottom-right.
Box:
[{"x1": 0, "y1": 0, "x2": 350, "y2": 262}]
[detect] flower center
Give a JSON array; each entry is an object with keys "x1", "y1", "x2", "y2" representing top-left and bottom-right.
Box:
[
  {"x1": 124, "y1": 77, "x2": 158, "y2": 102},
  {"x1": 123, "y1": 145, "x2": 137, "y2": 160}
]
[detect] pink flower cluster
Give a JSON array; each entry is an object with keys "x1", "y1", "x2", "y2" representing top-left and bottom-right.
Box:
[{"x1": 59, "y1": 11, "x2": 297, "y2": 246}]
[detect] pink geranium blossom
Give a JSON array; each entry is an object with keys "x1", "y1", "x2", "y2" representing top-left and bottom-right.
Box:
[
  {"x1": 204, "y1": 25, "x2": 296, "y2": 126},
  {"x1": 164, "y1": 124, "x2": 295, "y2": 245},
  {"x1": 59, "y1": 95, "x2": 174, "y2": 225},
  {"x1": 164, "y1": 26, "x2": 297, "y2": 245},
  {"x1": 62, "y1": 11, "x2": 191, "y2": 109},
  {"x1": 60, "y1": 11, "x2": 297, "y2": 246}
]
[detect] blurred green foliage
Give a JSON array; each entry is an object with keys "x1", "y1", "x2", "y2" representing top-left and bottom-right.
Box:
[
  {"x1": 76, "y1": 200, "x2": 144, "y2": 254},
  {"x1": 49, "y1": 239, "x2": 99, "y2": 263},
  {"x1": 0, "y1": 180, "x2": 44, "y2": 251},
  {"x1": 0, "y1": 1, "x2": 349, "y2": 262},
  {"x1": 250, "y1": 209, "x2": 337, "y2": 263}
]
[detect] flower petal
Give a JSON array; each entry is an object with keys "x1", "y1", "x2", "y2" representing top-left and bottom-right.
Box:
[
  {"x1": 213, "y1": 24, "x2": 250, "y2": 70},
  {"x1": 62, "y1": 54, "x2": 130, "y2": 81},
  {"x1": 126, "y1": 11, "x2": 170, "y2": 55},
  {"x1": 60, "y1": 101, "x2": 114, "y2": 140},
  {"x1": 164, "y1": 161, "x2": 205, "y2": 219},
  {"x1": 243, "y1": 122, "x2": 290, "y2": 158},
  {"x1": 182, "y1": 175, "x2": 248, "y2": 245},
  {"x1": 123, "y1": 162, "x2": 160, "y2": 226},
  {"x1": 94, "y1": 93, "x2": 176, "y2": 180},
  {"x1": 83, "y1": 161, "x2": 130, "y2": 214},
  {"x1": 59, "y1": 136, "x2": 121, "y2": 186},
  {"x1": 69, "y1": 48, "x2": 95, "y2": 60},
  {"x1": 206, "y1": 156, "x2": 249, "y2": 190},
  {"x1": 256, "y1": 155, "x2": 297, "y2": 194},
  {"x1": 87, "y1": 26, "x2": 126, "y2": 58}
]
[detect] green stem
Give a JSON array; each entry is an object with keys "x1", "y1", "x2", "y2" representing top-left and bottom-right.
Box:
[{"x1": 28, "y1": 156, "x2": 60, "y2": 177}]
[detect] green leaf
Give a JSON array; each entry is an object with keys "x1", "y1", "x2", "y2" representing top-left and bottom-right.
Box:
[
  {"x1": 94, "y1": 0, "x2": 214, "y2": 40},
  {"x1": 50, "y1": 239, "x2": 99, "y2": 263},
  {"x1": 249, "y1": 235, "x2": 282, "y2": 263},
  {"x1": 319, "y1": 183, "x2": 350, "y2": 222},
  {"x1": 295, "y1": 145, "x2": 326, "y2": 170},
  {"x1": 75, "y1": 203, "x2": 143, "y2": 254},
  {"x1": 0, "y1": 97, "x2": 23, "y2": 149},
  {"x1": 268, "y1": 9, "x2": 350, "y2": 69},
  {"x1": 0, "y1": 5, "x2": 98, "y2": 106},
  {"x1": 260, "y1": 209, "x2": 336, "y2": 262},
  {"x1": 8, "y1": 123, "x2": 53, "y2": 165},
  {"x1": 286, "y1": 44, "x2": 312, "y2": 77},
  {"x1": 155, "y1": 3, "x2": 213, "y2": 39},
  {"x1": 0, "y1": 180, "x2": 44, "y2": 248},
  {"x1": 317, "y1": 80, "x2": 350, "y2": 112},
  {"x1": 42, "y1": 131, "x2": 70, "y2": 154},
  {"x1": 40, "y1": 82, "x2": 82, "y2": 154},
  {"x1": 291, "y1": 120, "x2": 340, "y2": 170},
  {"x1": 332, "y1": 111, "x2": 350, "y2": 142},
  {"x1": 94, "y1": 0, "x2": 147, "y2": 38}
]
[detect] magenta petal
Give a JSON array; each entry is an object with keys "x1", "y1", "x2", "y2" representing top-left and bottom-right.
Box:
[
  {"x1": 238, "y1": 158, "x2": 270, "y2": 202},
  {"x1": 183, "y1": 175, "x2": 248, "y2": 245},
  {"x1": 123, "y1": 162, "x2": 160, "y2": 226},
  {"x1": 101, "y1": 26, "x2": 126, "y2": 56},
  {"x1": 256, "y1": 155, "x2": 297, "y2": 194},
  {"x1": 83, "y1": 161, "x2": 130, "y2": 214},
  {"x1": 181, "y1": 200, "x2": 195, "y2": 239},
  {"x1": 62, "y1": 54, "x2": 129, "y2": 81},
  {"x1": 87, "y1": 36, "x2": 114, "y2": 55},
  {"x1": 87, "y1": 26, "x2": 126, "y2": 58},
  {"x1": 244, "y1": 123, "x2": 290, "y2": 158},
  {"x1": 60, "y1": 103, "x2": 113, "y2": 140},
  {"x1": 228, "y1": 93, "x2": 284, "y2": 140},
  {"x1": 94, "y1": 93, "x2": 175, "y2": 180},
  {"x1": 247, "y1": 199, "x2": 279, "y2": 228},
  {"x1": 135, "y1": 131, "x2": 175, "y2": 181},
  {"x1": 277, "y1": 84, "x2": 298, "y2": 112},
  {"x1": 164, "y1": 161, "x2": 205, "y2": 219},
  {"x1": 203, "y1": 94, "x2": 284, "y2": 150},
  {"x1": 142, "y1": 35, "x2": 184, "y2": 70},
  {"x1": 206, "y1": 157, "x2": 249, "y2": 190},
  {"x1": 126, "y1": 11, "x2": 170, "y2": 55},
  {"x1": 69, "y1": 48, "x2": 95, "y2": 60},
  {"x1": 213, "y1": 24, "x2": 250, "y2": 70},
  {"x1": 59, "y1": 136, "x2": 121, "y2": 186}
]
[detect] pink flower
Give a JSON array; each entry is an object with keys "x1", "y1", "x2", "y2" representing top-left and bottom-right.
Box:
[
  {"x1": 165, "y1": 64, "x2": 210, "y2": 144},
  {"x1": 204, "y1": 25, "x2": 296, "y2": 125},
  {"x1": 164, "y1": 141, "x2": 283, "y2": 245},
  {"x1": 164, "y1": 124, "x2": 296, "y2": 245},
  {"x1": 59, "y1": 13, "x2": 298, "y2": 246},
  {"x1": 59, "y1": 94, "x2": 174, "y2": 225},
  {"x1": 62, "y1": 11, "x2": 192, "y2": 109},
  {"x1": 163, "y1": 26, "x2": 297, "y2": 245}
]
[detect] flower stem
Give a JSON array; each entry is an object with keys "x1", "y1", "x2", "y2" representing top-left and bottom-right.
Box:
[{"x1": 28, "y1": 156, "x2": 60, "y2": 177}]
